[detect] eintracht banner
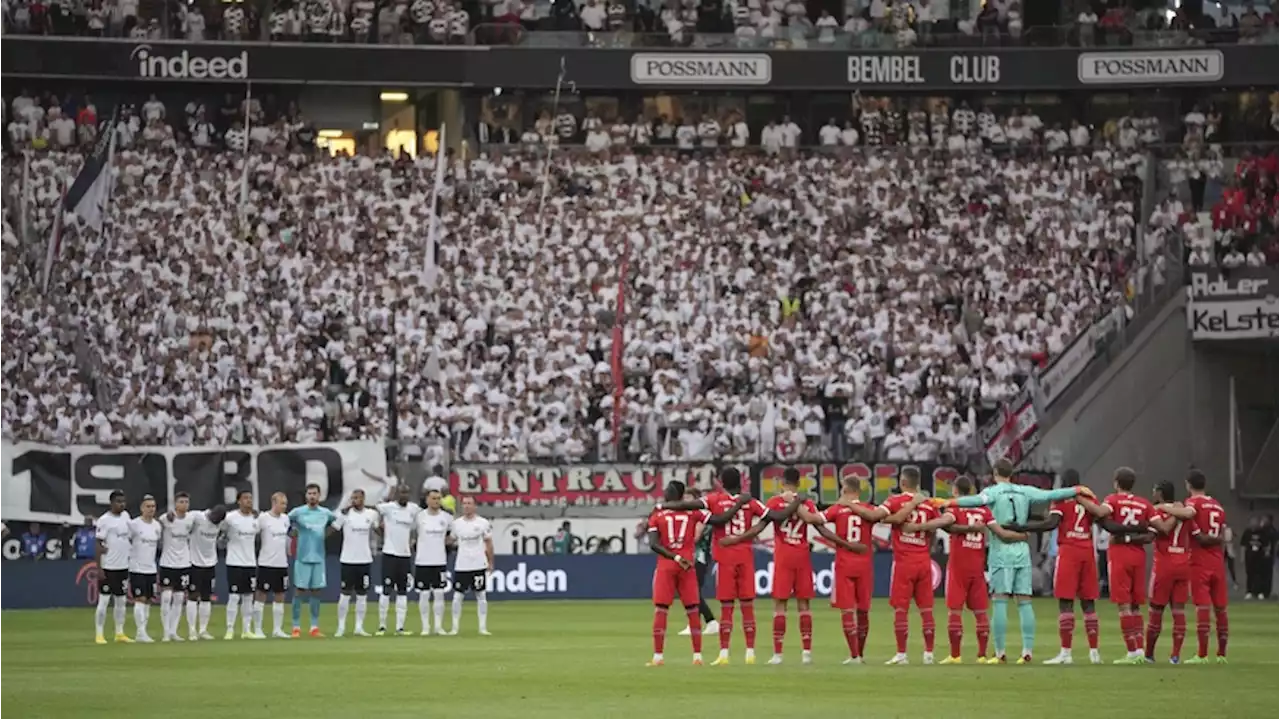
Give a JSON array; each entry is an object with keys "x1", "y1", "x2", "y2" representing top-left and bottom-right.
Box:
[{"x1": 1, "y1": 441, "x2": 387, "y2": 523}]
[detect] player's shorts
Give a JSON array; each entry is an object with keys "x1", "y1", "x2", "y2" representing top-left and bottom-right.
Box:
[
  {"x1": 946, "y1": 565, "x2": 989, "y2": 611},
  {"x1": 340, "y1": 563, "x2": 372, "y2": 593},
  {"x1": 1107, "y1": 556, "x2": 1146, "y2": 605},
  {"x1": 130, "y1": 573, "x2": 157, "y2": 600},
  {"x1": 652, "y1": 564, "x2": 699, "y2": 607},
  {"x1": 771, "y1": 559, "x2": 815, "y2": 600},
  {"x1": 890, "y1": 558, "x2": 936, "y2": 609},
  {"x1": 987, "y1": 565, "x2": 1033, "y2": 597},
  {"x1": 227, "y1": 565, "x2": 257, "y2": 594},
  {"x1": 453, "y1": 569, "x2": 487, "y2": 594},
  {"x1": 414, "y1": 564, "x2": 448, "y2": 592},
  {"x1": 831, "y1": 566, "x2": 873, "y2": 611},
  {"x1": 293, "y1": 561, "x2": 325, "y2": 591},
  {"x1": 100, "y1": 568, "x2": 129, "y2": 597},
  {"x1": 1191, "y1": 563, "x2": 1229, "y2": 607},
  {"x1": 188, "y1": 565, "x2": 216, "y2": 599},
  {"x1": 158, "y1": 566, "x2": 190, "y2": 593},
  {"x1": 1053, "y1": 549, "x2": 1100, "y2": 601},
  {"x1": 1149, "y1": 559, "x2": 1190, "y2": 606},
  {"x1": 258, "y1": 566, "x2": 290, "y2": 593},
  {"x1": 382, "y1": 555, "x2": 412, "y2": 593},
  {"x1": 715, "y1": 559, "x2": 756, "y2": 601}
]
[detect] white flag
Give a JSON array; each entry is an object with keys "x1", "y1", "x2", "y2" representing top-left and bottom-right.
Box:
[{"x1": 423, "y1": 123, "x2": 446, "y2": 290}]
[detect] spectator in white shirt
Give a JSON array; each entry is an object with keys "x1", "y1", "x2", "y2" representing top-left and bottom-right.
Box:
[
  {"x1": 818, "y1": 118, "x2": 841, "y2": 146},
  {"x1": 579, "y1": 0, "x2": 606, "y2": 30}
]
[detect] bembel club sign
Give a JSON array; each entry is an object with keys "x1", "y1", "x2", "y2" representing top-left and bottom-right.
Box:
[{"x1": 131, "y1": 44, "x2": 249, "y2": 80}]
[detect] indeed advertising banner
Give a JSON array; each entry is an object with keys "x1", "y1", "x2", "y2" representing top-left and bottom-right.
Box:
[
  {"x1": 1185, "y1": 267, "x2": 1279, "y2": 341},
  {"x1": 3, "y1": 38, "x2": 1274, "y2": 90},
  {"x1": 0, "y1": 552, "x2": 934, "y2": 609}
]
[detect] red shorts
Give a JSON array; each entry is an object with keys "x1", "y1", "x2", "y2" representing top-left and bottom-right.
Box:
[
  {"x1": 652, "y1": 564, "x2": 700, "y2": 607},
  {"x1": 715, "y1": 559, "x2": 756, "y2": 602},
  {"x1": 1108, "y1": 555, "x2": 1147, "y2": 605},
  {"x1": 1054, "y1": 548, "x2": 1100, "y2": 601},
  {"x1": 831, "y1": 564, "x2": 873, "y2": 611},
  {"x1": 1191, "y1": 563, "x2": 1229, "y2": 608},
  {"x1": 771, "y1": 558, "x2": 815, "y2": 600},
  {"x1": 945, "y1": 564, "x2": 988, "y2": 611},
  {"x1": 890, "y1": 557, "x2": 934, "y2": 610},
  {"x1": 1149, "y1": 558, "x2": 1190, "y2": 606}
]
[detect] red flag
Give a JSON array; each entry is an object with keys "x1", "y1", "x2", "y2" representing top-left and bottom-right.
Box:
[{"x1": 611, "y1": 235, "x2": 630, "y2": 447}]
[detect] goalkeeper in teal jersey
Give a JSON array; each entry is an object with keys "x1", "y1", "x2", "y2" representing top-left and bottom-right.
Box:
[
  {"x1": 288, "y1": 484, "x2": 338, "y2": 637},
  {"x1": 945, "y1": 458, "x2": 1093, "y2": 663}
]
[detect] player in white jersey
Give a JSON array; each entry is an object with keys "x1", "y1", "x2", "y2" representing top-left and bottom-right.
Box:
[
  {"x1": 127, "y1": 496, "x2": 162, "y2": 643},
  {"x1": 184, "y1": 502, "x2": 227, "y2": 640},
  {"x1": 254, "y1": 493, "x2": 292, "y2": 638},
  {"x1": 157, "y1": 492, "x2": 195, "y2": 642},
  {"x1": 414, "y1": 488, "x2": 453, "y2": 635},
  {"x1": 94, "y1": 490, "x2": 133, "y2": 644},
  {"x1": 334, "y1": 489, "x2": 378, "y2": 637},
  {"x1": 375, "y1": 483, "x2": 421, "y2": 635},
  {"x1": 223, "y1": 490, "x2": 260, "y2": 639},
  {"x1": 449, "y1": 496, "x2": 494, "y2": 635}
]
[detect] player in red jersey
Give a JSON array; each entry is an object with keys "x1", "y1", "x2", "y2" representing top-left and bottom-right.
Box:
[
  {"x1": 909, "y1": 475, "x2": 1024, "y2": 664},
  {"x1": 820, "y1": 476, "x2": 876, "y2": 664},
  {"x1": 1144, "y1": 480, "x2": 1193, "y2": 664},
  {"x1": 646, "y1": 481, "x2": 711, "y2": 666},
  {"x1": 700, "y1": 468, "x2": 769, "y2": 665},
  {"x1": 1009, "y1": 469, "x2": 1104, "y2": 665},
  {"x1": 1160, "y1": 469, "x2": 1229, "y2": 664},
  {"x1": 1096, "y1": 467, "x2": 1160, "y2": 664}
]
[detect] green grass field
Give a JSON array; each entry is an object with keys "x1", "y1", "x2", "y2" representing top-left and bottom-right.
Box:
[{"x1": 3, "y1": 599, "x2": 1276, "y2": 719}]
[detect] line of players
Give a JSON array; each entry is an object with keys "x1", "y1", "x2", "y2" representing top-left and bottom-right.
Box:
[
  {"x1": 90, "y1": 481, "x2": 495, "y2": 644},
  {"x1": 644, "y1": 465, "x2": 1230, "y2": 666}
]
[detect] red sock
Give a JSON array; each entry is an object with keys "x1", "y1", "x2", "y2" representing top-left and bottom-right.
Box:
[
  {"x1": 1119, "y1": 611, "x2": 1136, "y2": 653},
  {"x1": 798, "y1": 611, "x2": 813, "y2": 652},
  {"x1": 772, "y1": 612, "x2": 786, "y2": 655},
  {"x1": 1128, "y1": 611, "x2": 1143, "y2": 652},
  {"x1": 741, "y1": 601, "x2": 757, "y2": 650},
  {"x1": 947, "y1": 610, "x2": 963, "y2": 658},
  {"x1": 1145, "y1": 607, "x2": 1163, "y2": 658},
  {"x1": 974, "y1": 611, "x2": 990, "y2": 657},
  {"x1": 1059, "y1": 611, "x2": 1075, "y2": 650},
  {"x1": 893, "y1": 608, "x2": 908, "y2": 653},
  {"x1": 652, "y1": 607, "x2": 668, "y2": 655},
  {"x1": 920, "y1": 609, "x2": 936, "y2": 653},
  {"x1": 856, "y1": 610, "x2": 870, "y2": 656},
  {"x1": 687, "y1": 608, "x2": 702, "y2": 653},
  {"x1": 1171, "y1": 609, "x2": 1187, "y2": 658},
  {"x1": 1083, "y1": 611, "x2": 1100, "y2": 649},
  {"x1": 718, "y1": 604, "x2": 734, "y2": 652},
  {"x1": 1214, "y1": 608, "x2": 1229, "y2": 657},
  {"x1": 1196, "y1": 606, "x2": 1211, "y2": 657},
  {"x1": 841, "y1": 611, "x2": 859, "y2": 658}
]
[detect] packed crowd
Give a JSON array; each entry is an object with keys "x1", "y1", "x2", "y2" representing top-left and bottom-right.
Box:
[{"x1": 3, "y1": 89, "x2": 1154, "y2": 466}]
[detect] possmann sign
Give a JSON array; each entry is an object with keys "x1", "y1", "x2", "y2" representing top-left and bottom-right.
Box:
[
  {"x1": 1077, "y1": 49, "x2": 1224, "y2": 84},
  {"x1": 630, "y1": 53, "x2": 771, "y2": 85}
]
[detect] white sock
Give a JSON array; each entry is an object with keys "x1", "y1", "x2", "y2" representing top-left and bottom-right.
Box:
[
  {"x1": 253, "y1": 600, "x2": 265, "y2": 634},
  {"x1": 160, "y1": 590, "x2": 174, "y2": 636},
  {"x1": 226, "y1": 596, "x2": 240, "y2": 633},
  {"x1": 379, "y1": 594, "x2": 390, "y2": 629},
  {"x1": 432, "y1": 590, "x2": 446, "y2": 630},
  {"x1": 186, "y1": 600, "x2": 198, "y2": 636},
  {"x1": 169, "y1": 593, "x2": 184, "y2": 636},
  {"x1": 419, "y1": 594, "x2": 431, "y2": 632},
  {"x1": 395, "y1": 595, "x2": 408, "y2": 631},
  {"x1": 241, "y1": 596, "x2": 254, "y2": 633},
  {"x1": 476, "y1": 591, "x2": 488, "y2": 632},
  {"x1": 272, "y1": 602, "x2": 285, "y2": 634},
  {"x1": 355, "y1": 596, "x2": 368, "y2": 630},
  {"x1": 113, "y1": 595, "x2": 127, "y2": 635},
  {"x1": 451, "y1": 593, "x2": 463, "y2": 630},
  {"x1": 95, "y1": 594, "x2": 110, "y2": 636},
  {"x1": 338, "y1": 595, "x2": 351, "y2": 633},
  {"x1": 199, "y1": 601, "x2": 212, "y2": 633},
  {"x1": 134, "y1": 601, "x2": 148, "y2": 637}
]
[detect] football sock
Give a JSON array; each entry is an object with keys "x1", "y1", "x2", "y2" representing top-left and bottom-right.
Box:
[
  {"x1": 252, "y1": 600, "x2": 265, "y2": 633},
  {"x1": 160, "y1": 590, "x2": 174, "y2": 636},
  {"x1": 947, "y1": 610, "x2": 963, "y2": 658},
  {"x1": 355, "y1": 596, "x2": 368, "y2": 629},
  {"x1": 1118, "y1": 610, "x2": 1134, "y2": 652},
  {"x1": 1214, "y1": 608, "x2": 1229, "y2": 656},
  {"x1": 856, "y1": 610, "x2": 870, "y2": 656},
  {"x1": 431, "y1": 590, "x2": 446, "y2": 630},
  {"x1": 309, "y1": 596, "x2": 321, "y2": 628},
  {"x1": 1171, "y1": 608, "x2": 1187, "y2": 657},
  {"x1": 771, "y1": 612, "x2": 786, "y2": 655},
  {"x1": 892, "y1": 608, "x2": 908, "y2": 653},
  {"x1": 1145, "y1": 606, "x2": 1164, "y2": 657},
  {"x1": 476, "y1": 592, "x2": 489, "y2": 633},
  {"x1": 378, "y1": 594, "x2": 390, "y2": 628},
  {"x1": 841, "y1": 611, "x2": 859, "y2": 657},
  {"x1": 921, "y1": 609, "x2": 936, "y2": 653},
  {"x1": 134, "y1": 601, "x2": 149, "y2": 636},
  {"x1": 395, "y1": 595, "x2": 408, "y2": 631},
  {"x1": 686, "y1": 606, "x2": 702, "y2": 653},
  {"x1": 199, "y1": 601, "x2": 212, "y2": 633},
  {"x1": 418, "y1": 594, "x2": 430, "y2": 630},
  {"x1": 974, "y1": 610, "x2": 990, "y2": 657},
  {"x1": 1196, "y1": 606, "x2": 1211, "y2": 657},
  {"x1": 185, "y1": 600, "x2": 198, "y2": 636},
  {"x1": 741, "y1": 601, "x2": 757, "y2": 650},
  {"x1": 1083, "y1": 611, "x2": 1100, "y2": 649},
  {"x1": 272, "y1": 602, "x2": 285, "y2": 634},
  {"x1": 338, "y1": 595, "x2": 351, "y2": 632},
  {"x1": 95, "y1": 594, "x2": 110, "y2": 636},
  {"x1": 1017, "y1": 600, "x2": 1035, "y2": 655},
  {"x1": 798, "y1": 610, "x2": 812, "y2": 652},
  {"x1": 1059, "y1": 611, "x2": 1075, "y2": 650},
  {"x1": 652, "y1": 606, "x2": 669, "y2": 654},
  {"x1": 227, "y1": 595, "x2": 240, "y2": 633},
  {"x1": 241, "y1": 595, "x2": 253, "y2": 634},
  {"x1": 991, "y1": 598, "x2": 1008, "y2": 654},
  {"x1": 718, "y1": 604, "x2": 734, "y2": 652},
  {"x1": 292, "y1": 595, "x2": 303, "y2": 628},
  {"x1": 452, "y1": 593, "x2": 464, "y2": 629}
]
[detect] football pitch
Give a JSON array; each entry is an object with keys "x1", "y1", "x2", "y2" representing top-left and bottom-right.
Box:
[{"x1": 3, "y1": 599, "x2": 1276, "y2": 719}]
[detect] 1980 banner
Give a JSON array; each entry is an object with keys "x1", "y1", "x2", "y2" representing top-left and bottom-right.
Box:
[{"x1": 449, "y1": 461, "x2": 1054, "y2": 509}]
